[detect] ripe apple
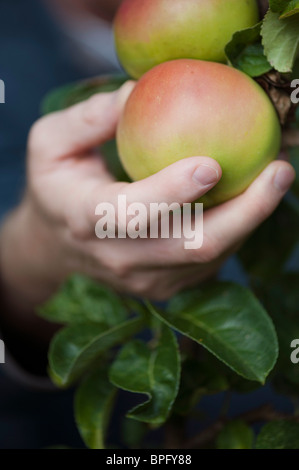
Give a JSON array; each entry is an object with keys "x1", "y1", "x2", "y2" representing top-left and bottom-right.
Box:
[
  {"x1": 114, "y1": 0, "x2": 259, "y2": 79},
  {"x1": 117, "y1": 59, "x2": 281, "y2": 208}
]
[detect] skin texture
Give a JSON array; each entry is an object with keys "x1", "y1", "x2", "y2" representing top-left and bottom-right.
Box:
[
  {"x1": 117, "y1": 60, "x2": 282, "y2": 207},
  {"x1": 114, "y1": 0, "x2": 259, "y2": 78}
]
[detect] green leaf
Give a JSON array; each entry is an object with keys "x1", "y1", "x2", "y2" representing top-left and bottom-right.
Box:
[
  {"x1": 292, "y1": 58, "x2": 299, "y2": 79},
  {"x1": 42, "y1": 75, "x2": 129, "y2": 115},
  {"x1": 280, "y1": 1, "x2": 299, "y2": 18},
  {"x1": 109, "y1": 326, "x2": 180, "y2": 425},
  {"x1": 49, "y1": 316, "x2": 144, "y2": 387},
  {"x1": 216, "y1": 421, "x2": 254, "y2": 449},
  {"x1": 173, "y1": 358, "x2": 229, "y2": 416},
  {"x1": 121, "y1": 419, "x2": 148, "y2": 449},
  {"x1": 270, "y1": 0, "x2": 292, "y2": 13},
  {"x1": 38, "y1": 274, "x2": 129, "y2": 326},
  {"x1": 74, "y1": 367, "x2": 116, "y2": 449},
  {"x1": 100, "y1": 140, "x2": 131, "y2": 183},
  {"x1": 147, "y1": 282, "x2": 278, "y2": 383},
  {"x1": 225, "y1": 23, "x2": 272, "y2": 77},
  {"x1": 256, "y1": 421, "x2": 299, "y2": 449},
  {"x1": 262, "y1": 10, "x2": 299, "y2": 73}
]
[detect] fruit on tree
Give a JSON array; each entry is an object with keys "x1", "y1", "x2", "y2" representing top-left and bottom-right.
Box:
[
  {"x1": 117, "y1": 59, "x2": 281, "y2": 208},
  {"x1": 114, "y1": 0, "x2": 259, "y2": 79}
]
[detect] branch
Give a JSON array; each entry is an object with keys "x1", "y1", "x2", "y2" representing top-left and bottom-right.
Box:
[
  {"x1": 183, "y1": 404, "x2": 299, "y2": 449},
  {"x1": 258, "y1": 0, "x2": 269, "y2": 18},
  {"x1": 282, "y1": 129, "x2": 299, "y2": 149}
]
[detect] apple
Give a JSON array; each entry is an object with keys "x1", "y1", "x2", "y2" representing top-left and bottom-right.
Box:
[
  {"x1": 114, "y1": 0, "x2": 259, "y2": 79},
  {"x1": 117, "y1": 59, "x2": 281, "y2": 208}
]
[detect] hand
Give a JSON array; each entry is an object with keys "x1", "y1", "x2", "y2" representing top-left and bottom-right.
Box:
[{"x1": 0, "y1": 81, "x2": 295, "y2": 322}]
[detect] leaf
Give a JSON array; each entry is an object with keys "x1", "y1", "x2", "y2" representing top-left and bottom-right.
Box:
[
  {"x1": 270, "y1": 0, "x2": 292, "y2": 13},
  {"x1": 173, "y1": 358, "x2": 229, "y2": 415},
  {"x1": 42, "y1": 75, "x2": 129, "y2": 115},
  {"x1": 49, "y1": 316, "x2": 144, "y2": 387},
  {"x1": 38, "y1": 274, "x2": 129, "y2": 326},
  {"x1": 291, "y1": 57, "x2": 299, "y2": 79},
  {"x1": 256, "y1": 421, "x2": 299, "y2": 449},
  {"x1": 280, "y1": 1, "x2": 299, "y2": 18},
  {"x1": 121, "y1": 419, "x2": 148, "y2": 449},
  {"x1": 75, "y1": 367, "x2": 116, "y2": 449},
  {"x1": 216, "y1": 421, "x2": 254, "y2": 449},
  {"x1": 225, "y1": 23, "x2": 272, "y2": 77},
  {"x1": 147, "y1": 282, "x2": 278, "y2": 383},
  {"x1": 100, "y1": 140, "x2": 131, "y2": 183},
  {"x1": 109, "y1": 326, "x2": 180, "y2": 425},
  {"x1": 262, "y1": 10, "x2": 299, "y2": 73}
]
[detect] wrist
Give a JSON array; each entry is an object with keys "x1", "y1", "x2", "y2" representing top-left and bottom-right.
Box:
[{"x1": 0, "y1": 198, "x2": 67, "y2": 317}]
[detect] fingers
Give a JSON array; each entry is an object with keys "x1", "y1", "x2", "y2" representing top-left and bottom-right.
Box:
[
  {"x1": 125, "y1": 156, "x2": 222, "y2": 205},
  {"x1": 29, "y1": 81, "x2": 136, "y2": 160},
  {"x1": 88, "y1": 156, "x2": 222, "y2": 234},
  {"x1": 202, "y1": 160, "x2": 295, "y2": 258},
  {"x1": 88, "y1": 160, "x2": 294, "y2": 268}
]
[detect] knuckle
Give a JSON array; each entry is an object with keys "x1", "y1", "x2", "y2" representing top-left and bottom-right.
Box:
[
  {"x1": 105, "y1": 257, "x2": 133, "y2": 279},
  {"x1": 150, "y1": 290, "x2": 173, "y2": 302},
  {"x1": 192, "y1": 233, "x2": 222, "y2": 264},
  {"x1": 65, "y1": 211, "x2": 90, "y2": 241},
  {"x1": 201, "y1": 243, "x2": 221, "y2": 264},
  {"x1": 132, "y1": 285, "x2": 149, "y2": 298},
  {"x1": 248, "y1": 196, "x2": 271, "y2": 223},
  {"x1": 81, "y1": 93, "x2": 108, "y2": 126},
  {"x1": 130, "y1": 277, "x2": 155, "y2": 298},
  {"x1": 28, "y1": 116, "x2": 51, "y2": 153}
]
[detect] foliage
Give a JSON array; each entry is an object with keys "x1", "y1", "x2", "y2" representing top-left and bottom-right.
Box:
[{"x1": 226, "y1": 1, "x2": 299, "y2": 76}]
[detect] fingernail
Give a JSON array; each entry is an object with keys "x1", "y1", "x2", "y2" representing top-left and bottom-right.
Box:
[
  {"x1": 273, "y1": 167, "x2": 295, "y2": 192},
  {"x1": 193, "y1": 165, "x2": 219, "y2": 186}
]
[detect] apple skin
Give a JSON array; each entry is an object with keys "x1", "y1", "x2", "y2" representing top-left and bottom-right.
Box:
[
  {"x1": 114, "y1": 0, "x2": 259, "y2": 79},
  {"x1": 117, "y1": 59, "x2": 281, "y2": 208}
]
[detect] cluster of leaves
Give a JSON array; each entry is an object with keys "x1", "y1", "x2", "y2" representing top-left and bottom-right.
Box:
[
  {"x1": 39, "y1": 0, "x2": 299, "y2": 450},
  {"x1": 39, "y1": 275, "x2": 280, "y2": 449},
  {"x1": 226, "y1": 0, "x2": 299, "y2": 77}
]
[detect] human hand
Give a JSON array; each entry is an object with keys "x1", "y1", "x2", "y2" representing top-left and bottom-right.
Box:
[{"x1": 0, "y1": 81, "x2": 295, "y2": 317}]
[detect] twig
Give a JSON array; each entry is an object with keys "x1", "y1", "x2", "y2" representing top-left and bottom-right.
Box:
[
  {"x1": 164, "y1": 415, "x2": 186, "y2": 449},
  {"x1": 282, "y1": 129, "x2": 299, "y2": 149},
  {"x1": 183, "y1": 404, "x2": 299, "y2": 449},
  {"x1": 258, "y1": 0, "x2": 269, "y2": 18}
]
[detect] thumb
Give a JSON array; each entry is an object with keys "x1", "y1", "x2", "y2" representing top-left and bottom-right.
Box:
[
  {"x1": 124, "y1": 156, "x2": 222, "y2": 207},
  {"x1": 88, "y1": 156, "x2": 221, "y2": 234},
  {"x1": 29, "y1": 81, "x2": 136, "y2": 160}
]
